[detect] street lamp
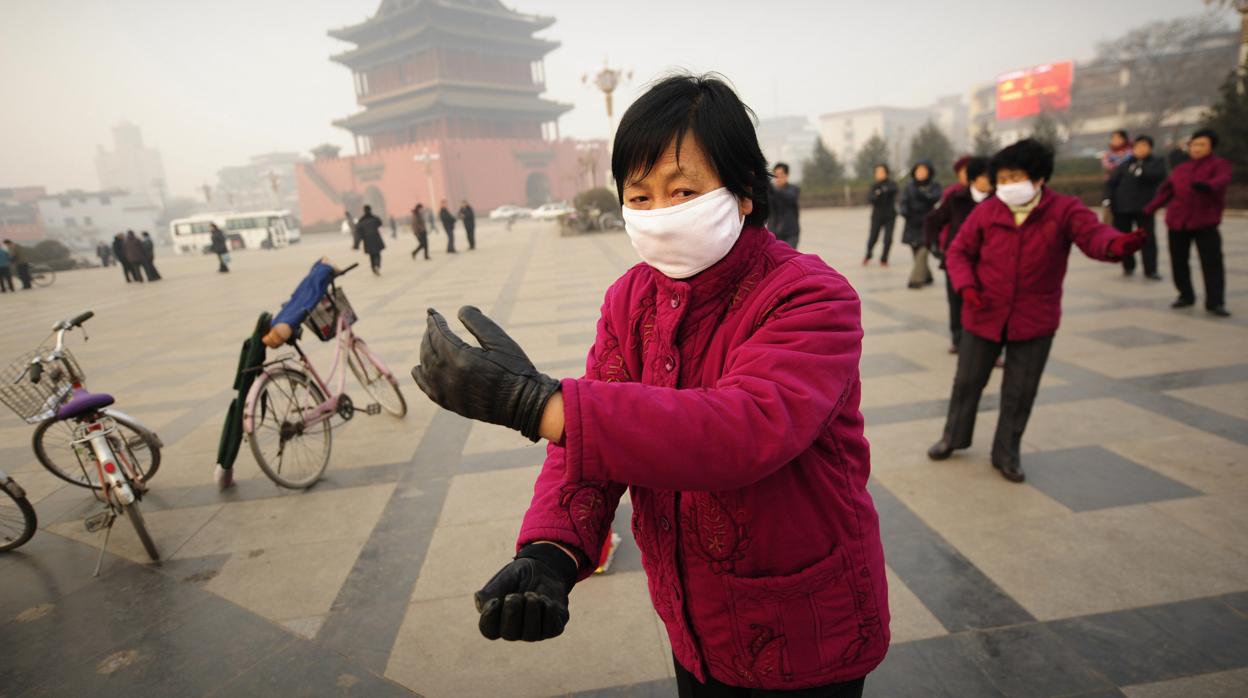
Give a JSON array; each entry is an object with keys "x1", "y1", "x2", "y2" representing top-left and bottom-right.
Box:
[
  {"x1": 413, "y1": 148, "x2": 441, "y2": 208},
  {"x1": 583, "y1": 59, "x2": 632, "y2": 153}
]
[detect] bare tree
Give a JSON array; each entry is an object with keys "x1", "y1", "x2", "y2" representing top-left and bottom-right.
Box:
[{"x1": 1096, "y1": 14, "x2": 1236, "y2": 139}]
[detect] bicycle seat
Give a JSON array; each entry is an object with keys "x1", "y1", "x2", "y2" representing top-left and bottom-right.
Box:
[{"x1": 56, "y1": 389, "x2": 115, "y2": 421}]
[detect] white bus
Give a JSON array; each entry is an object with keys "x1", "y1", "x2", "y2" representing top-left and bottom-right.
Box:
[{"x1": 169, "y1": 209, "x2": 301, "y2": 256}]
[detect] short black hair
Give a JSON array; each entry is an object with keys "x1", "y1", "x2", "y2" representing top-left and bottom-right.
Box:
[
  {"x1": 363, "y1": 204, "x2": 372, "y2": 213},
  {"x1": 774, "y1": 162, "x2": 789, "y2": 175},
  {"x1": 1112, "y1": 129, "x2": 1129, "y2": 141},
  {"x1": 875, "y1": 163, "x2": 890, "y2": 176},
  {"x1": 965, "y1": 156, "x2": 990, "y2": 183},
  {"x1": 612, "y1": 73, "x2": 769, "y2": 226},
  {"x1": 990, "y1": 138, "x2": 1054, "y2": 184},
  {"x1": 1134, "y1": 135, "x2": 1154, "y2": 148},
  {"x1": 1191, "y1": 128, "x2": 1219, "y2": 148}
]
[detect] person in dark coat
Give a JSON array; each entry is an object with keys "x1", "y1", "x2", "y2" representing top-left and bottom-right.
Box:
[
  {"x1": 459, "y1": 200, "x2": 476, "y2": 250},
  {"x1": 140, "y1": 231, "x2": 161, "y2": 280},
  {"x1": 1145, "y1": 128, "x2": 1233, "y2": 317},
  {"x1": 925, "y1": 156, "x2": 992, "y2": 352},
  {"x1": 439, "y1": 200, "x2": 457, "y2": 253},
  {"x1": 355, "y1": 205, "x2": 385, "y2": 274},
  {"x1": 929, "y1": 139, "x2": 1146, "y2": 483},
  {"x1": 411, "y1": 203, "x2": 430, "y2": 260},
  {"x1": 389, "y1": 215, "x2": 398, "y2": 240},
  {"x1": 767, "y1": 161, "x2": 801, "y2": 248},
  {"x1": 865, "y1": 164, "x2": 897, "y2": 265},
  {"x1": 3, "y1": 240, "x2": 32, "y2": 289},
  {"x1": 210, "y1": 223, "x2": 230, "y2": 272},
  {"x1": 1104, "y1": 135, "x2": 1167, "y2": 279},
  {"x1": 113, "y1": 233, "x2": 136, "y2": 282},
  {"x1": 899, "y1": 161, "x2": 942, "y2": 288},
  {"x1": 96, "y1": 241, "x2": 112, "y2": 267},
  {"x1": 123, "y1": 231, "x2": 147, "y2": 282}
]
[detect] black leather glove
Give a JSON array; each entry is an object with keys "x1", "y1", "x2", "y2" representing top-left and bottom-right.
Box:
[
  {"x1": 476, "y1": 543, "x2": 581, "y2": 641},
  {"x1": 412, "y1": 306, "x2": 560, "y2": 442},
  {"x1": 1191, "y1": 181, "x2": 1213, "y2": 193}
]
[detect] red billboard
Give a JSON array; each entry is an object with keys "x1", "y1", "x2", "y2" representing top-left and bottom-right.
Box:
[{"x1": 995, "y1": 61, "x2": 1074, "y2": 121}]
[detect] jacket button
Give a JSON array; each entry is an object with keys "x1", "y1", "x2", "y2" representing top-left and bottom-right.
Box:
[
  {"x1": 670, "y1": 296, "x2": 680, "y2": 309},
  {"x1": 664, "y1": 358, "x2": 675, "y2": 372},
  {"x1": 659, "y1": 516, "x2": 671, "y2": 531}
]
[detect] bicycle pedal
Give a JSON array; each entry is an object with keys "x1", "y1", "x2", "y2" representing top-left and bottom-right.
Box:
[
  {"x1": 365, "y1": 403, "x2": 382, "y2": 415},
  {"x1": 84, "y1": 511, "x2": 114, "y2": 533}
]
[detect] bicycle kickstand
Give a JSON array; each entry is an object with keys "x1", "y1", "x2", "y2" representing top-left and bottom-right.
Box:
[{"x1": 87, "y1": 511, "x2": 117, "y2": 577}]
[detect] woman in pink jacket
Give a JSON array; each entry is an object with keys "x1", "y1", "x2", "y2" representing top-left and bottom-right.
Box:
[
  {"x1": 928, "y1": 139, "x2": 1146, "y2": 483},
  {"x1": 413, "y1": 75, "x2": 888, "y2": 696}
]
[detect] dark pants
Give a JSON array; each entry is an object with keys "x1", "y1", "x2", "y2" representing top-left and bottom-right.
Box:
[
  {"x1": 0, "y1": 266, "x2": 13, "y2": 292},
  {"x1": 123, "y1": 260, "x2": 143, "y2": 282},
  {"x1": 368, "y1": 251, "x2": 382, "y2": 272},
  {"x1": 1112, "y1": 211, "x2": 1158, "y2": 275},
  {"x1": 942, "y1": 331, "x2": 1054, "y2": 470},
  {"x1": 412, "y1": 232, "x2": 429, "y2": 259},
  {"x1": 216, "y1": 253, "x2": 230, "y2": 272},
  {"x1": 465, "y1": 224, "x2": 476, "y2": 250},
  {"x1": 142, "y1": 260, "x2": 161, "y2": 281},
  {"x1": 866, "y1": 215, "x2": 894, "y2": 262},
  {"x1": 16, "y1": 263, "x2": 32, "y2": 289},
  {"x1": 945, "y1": 273, "x2": 963, "y2": 346},
  {"x1": 445, "y1": 223, "x2": 457, "y2": 252},
  {"x1": 674, "y1": 657, "x2": 865, "y2": 698},
  {"x1": 1169, "y1": 227, "x2": 1225, "y2": 309}
]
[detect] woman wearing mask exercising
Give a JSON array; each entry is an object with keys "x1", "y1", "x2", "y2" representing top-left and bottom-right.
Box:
[{"x1": 412, "y1": 74, "x2": 888, "y2": 697}]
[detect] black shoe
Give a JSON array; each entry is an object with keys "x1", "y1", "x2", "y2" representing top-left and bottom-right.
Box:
[
  {"x1": 1207, "y1": 306, "x2": 1231, "y2": 318},
  {"x1": 993, "y1": 460, "x2": 1026, "y2": 483},
  {"x1": 927, "y1": 440, "x2": 954, "y2": 461},
  {"x1": 1123, "y1": 268, "x2": 1135, "y2": 276},
  {"x1": 907, "y1": 281, "x2": 923, "y2": 289},
  {"x1": 1172, "y1": 298, "x2": 1195, "y2": 308},
  {"x1": 1145, "y1": 273, "x2": 1163, "y2": 281}
]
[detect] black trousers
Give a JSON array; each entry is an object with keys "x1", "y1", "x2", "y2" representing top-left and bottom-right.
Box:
[
  {"x1": 368, "y1": 251, "x2": 382, "y2": 272},
  {"x1": 941, "y1": 331, "x2": 1054, "y2": 470},
  {"x1": 944, "y1": 273, "x2": 963, "y2": 346},
  {"x1": 412, "y1": 232, "x2": 429, "y2": 259},
  {"x1": 123, "y1": 260, "x2": 142, "y2": 282},
  {"x1": 16, "y1": 263, "x2": 32, "y2": 289},
  {"x1": 142, "y1": 260, "x2": 161, "y2": 281},
  {"x1": 865, "y1": 215, "x2": 894, "y2": 262},
  {"x1": 0, "y1": 266, "x2": 13, "y2": 292},
  {"x1": 1169, "y1": 227, "x2": 1225, "y2": 309},
  {"x1": 1112, "y1": 211, "x2": 1157, "y2": 275},
  {"x1": 465, "y1": 224, "x2": 476, "y2": 250},
  {"x1": 445, "y1": 223, "x2": 457, "y2": 252},
  {"x1": 675, "y1": 658, "x2": 865, "y2": 698},
  {"x1": 216, "y1": 253, "x2": 230, "y2": 272}
]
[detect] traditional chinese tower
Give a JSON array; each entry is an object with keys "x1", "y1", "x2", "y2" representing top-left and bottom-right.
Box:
[{"x1": 296, "y1": 0, "x2": 603, "y2": 230}]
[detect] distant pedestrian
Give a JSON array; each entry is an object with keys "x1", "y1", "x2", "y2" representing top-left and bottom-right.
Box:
[
  {"x1": 341, "y1": 209, "x2": 355, "y2": 237},
  {"x1": 1100, "y1": 129, "x2": 1131, "y2": 178},
  {"x1": 439, "y1": 200, "x2": 457, "y2": 253},
  {"x1": 1144, "y1": 128, "x2": 1233, "y2": 317},
  {"x1": 123, "y1": 231, "x2": 146, "y2": 282},
  {"x1": 925, "y1": 156, "x2": 992, "y2": 353},
  {"x1": 865, "y1": 164, "x2": 898, "y2": 265},
  {"x1": 140, "y1": 231, "x2": 162, "y2": 280},
  {"x1": 459, "y1": 200, "x2": 476, "y2": 250},
  {"x1": 1104, "y1": 135, "x2": 1166, "y2": 280},
  {"x1": 411, "y1": 203, "x2": 430, "y2": 260},
  {"x1": 389, "y1": 216, "x2": 398, "y2": 240},
  {"x1": 900, "y1": 161, "x2": 941, "y2": 288},
  {"x1": 0, "y1": 243, "x2": 13, "y2": 292},
  {"x1": 113, "y1": 233, "x2": 137, "y2": 282},
  {"x1": 210, "y1": 223, "x2": 230, "y2": 273},
  {"x1": 767, "y1": 162, "x2": 801, "y2": 248},
  {"x1": 4, "y1": 239, "x2": 32, "y2": 290},
  {"x1": 356, "y1": 204, "x2": 385, "y2": 274},
  {"x1": 96, "y1": 241, "x2": 112, "y2": 267}
]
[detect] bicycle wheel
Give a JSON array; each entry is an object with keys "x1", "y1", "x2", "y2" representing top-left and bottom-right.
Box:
[
  {"x1": 34, "y1": 414, "x2": 162, "y2": 490},
  {"x1": 0, "y1": 480, "x2": 37, "y2": 552},
  {"x1": 122, "y1": 500, "x2": 159, "y2": 561},
  {"x1": 348, "y1": 339, "x2": 407, "y2": 418},
  {"x1": 247, "y1": 368, "x2": 332, "y2": 489},
  {"x1": 31, "y1": 268, "x2": 55, "y2": 287}
]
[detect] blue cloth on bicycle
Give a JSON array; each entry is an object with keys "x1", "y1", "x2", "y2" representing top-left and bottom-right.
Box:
[{"x1": 272, "y1": 261, "x2": 335, "y2": 329}]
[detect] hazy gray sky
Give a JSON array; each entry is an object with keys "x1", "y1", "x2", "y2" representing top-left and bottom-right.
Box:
[{"x1": 0, "y1": 0, "x2": 1227, "y2": 198}]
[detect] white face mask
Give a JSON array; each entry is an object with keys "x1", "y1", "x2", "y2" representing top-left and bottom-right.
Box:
[
  {"x1": 970, "y1": 187, "x2": 990, "y2": 203},
  {"x1": 622, "y1": 187, "x2": 745, "y2": 279},
  {"x1": 996, "y1": 180, "x2": 1038, "y2": 207}
]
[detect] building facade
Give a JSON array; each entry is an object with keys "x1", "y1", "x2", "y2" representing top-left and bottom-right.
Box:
[
  {"x1": 297, "y1": 0, "x2": 605, "y2": 230},
  {"x1": 95, "y1": 122, "x2": 168, "y2": 207},
  {"x1": 217, "y1": 152, "x2": 305, "y2": 219},
  {"x1": 756, "y1": 116, "x2": 820, "y2": 182},
  {"x1": 817, "y1": 97, "x2": 968, "y2": 178},
  {"x1": 35, "y1": 190, "x2": 162, "y2": 251},
  {"x1": 0, "y1": 186, "x2": 47, "y2": 243}
]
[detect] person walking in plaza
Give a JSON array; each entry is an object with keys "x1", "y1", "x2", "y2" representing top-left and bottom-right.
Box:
[
  {"x1": 1104, "y1": 135, "x2": 1166, "y2": 280},
  {"x1": 96, "y1": 240, "x2": 112, "y2": 267},
  {"x1": 210, "y1": 223, "x2": 230, "y2": 273},
  {"x1": 1101, "y1": 129, "x2": 1132, "y2": 179},
  {"x1": 1144, "y1": 128, "x2": 1233, "y2": 318},
  {"x1": 924, "y1": 156, "x2": 992, "y2": 353},
  {"x1": 140, "y1": 231, "x2": 162, "y2": 280},
  {"x1": 928, "y1": 139, "x2": 1146, "y2": 483},
  {"x1": 113, "y1": 233, "x2": 136, "y2": 282},
  {"x1": 767, "y1": 161, "x2": 801, "y2": 248},
  {"x1": 389, "y1": 215, "x2": 398, "y2": 240},
  {"x1": 3, "y1": 240, "x2": 32, "y2": 290},
  {"x1": 900, "y1": 161, "x2": 941, "y2": 288},
  {"x1": 865, "y1": 164, "x2": 898, "y2": 266},
  {"x1": 355, "y1": 205, "x2": 385, "y2": 275},
  {"x1": 459, "y1": 200, "x2": 477, "y2": 251},
  {"x1": 0, "y1": 242, "x2": 13, "y2": 293},
  {"x1": 413, "y1": 74, "x2": 888, "y2": 697},
  {"x1": 411, "y1": 203, "x2": 430, "y2": 260},
  {"x1": 123, "y1": 231, "x2": 147, "y2": 282},
  {"x1": 439, "y1": 200, "x2": 458, "y2": 253}
]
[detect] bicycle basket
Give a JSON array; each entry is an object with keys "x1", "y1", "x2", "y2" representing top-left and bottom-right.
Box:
[
  {"x1": 0, "y1": 348, "x2": 86, "y2": 424},
  {"x1": 304, "y1": 287, "x2": 357, "y2": 342}
]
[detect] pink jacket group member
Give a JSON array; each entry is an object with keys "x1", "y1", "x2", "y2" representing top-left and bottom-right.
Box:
[
  {"x1": 1144, "y1": 128, "x2": 1233, "y2": 317},
  {"x1": 413, "y1": 75, "x2": 888, "y2": 696},
  {"x1": 928, "y1": 139, "x2": 1145, "y2": 483}
]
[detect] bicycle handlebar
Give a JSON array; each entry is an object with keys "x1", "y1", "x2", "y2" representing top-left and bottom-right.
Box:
[
  {"x1": 67, "y1": 311, "x2": 94, "y2": 328},
  {"x1": 335, "y1": 263, "x2": 359, "y2": 278}
]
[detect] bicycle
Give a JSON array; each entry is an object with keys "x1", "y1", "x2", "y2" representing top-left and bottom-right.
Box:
[
  {"x1": 244, "y1": 263, "x2": 407, "y2": 489},
  {"x1": 29, "y1": 263, "x2": 55, "y2": 288},
  {"x1": 0, "y1": 468, "x2": 37, "y2": 552},
  {"x1": 0, "y1": 312, "x2": 164, "y2": 571}
]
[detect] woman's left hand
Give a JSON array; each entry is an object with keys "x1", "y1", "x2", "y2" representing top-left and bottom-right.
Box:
[{"x1": 412, "y1": 306, "x2": 561, "y2": 442}]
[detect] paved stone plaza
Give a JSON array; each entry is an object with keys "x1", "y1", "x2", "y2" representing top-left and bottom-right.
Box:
[{"x1": 1, "y1": 208, "x2": 1246, "y2": 697}]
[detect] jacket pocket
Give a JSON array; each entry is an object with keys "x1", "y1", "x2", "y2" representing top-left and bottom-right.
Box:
[{"x1": 723, "y1": 548, "x2": 862, "y2": 683}]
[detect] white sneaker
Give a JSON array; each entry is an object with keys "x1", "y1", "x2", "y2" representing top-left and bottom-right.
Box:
[{"x1": 214, "y1": 464, "x2": 235, "y2": 490}]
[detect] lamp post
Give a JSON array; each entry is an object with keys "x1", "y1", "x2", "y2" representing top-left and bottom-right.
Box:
[
  {"x1": 413, "y1": 148, "x2": 441, "y2": 207},
  {"x1": 583, "y1": 59, "x2": 632, "y2": 154}
]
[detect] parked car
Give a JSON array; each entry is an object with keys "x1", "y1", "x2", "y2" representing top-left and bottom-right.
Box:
[
  {"x1": 531, "y1": 202, "x2": 574, "y2": 221},
  {"x1": 488, "y1": 205, "x2": 533, "y2": 220}
]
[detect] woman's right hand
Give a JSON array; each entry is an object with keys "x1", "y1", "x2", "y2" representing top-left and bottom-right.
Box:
[{"x1": 475, "y1": 543, "x2": 580, "y2": 641}]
